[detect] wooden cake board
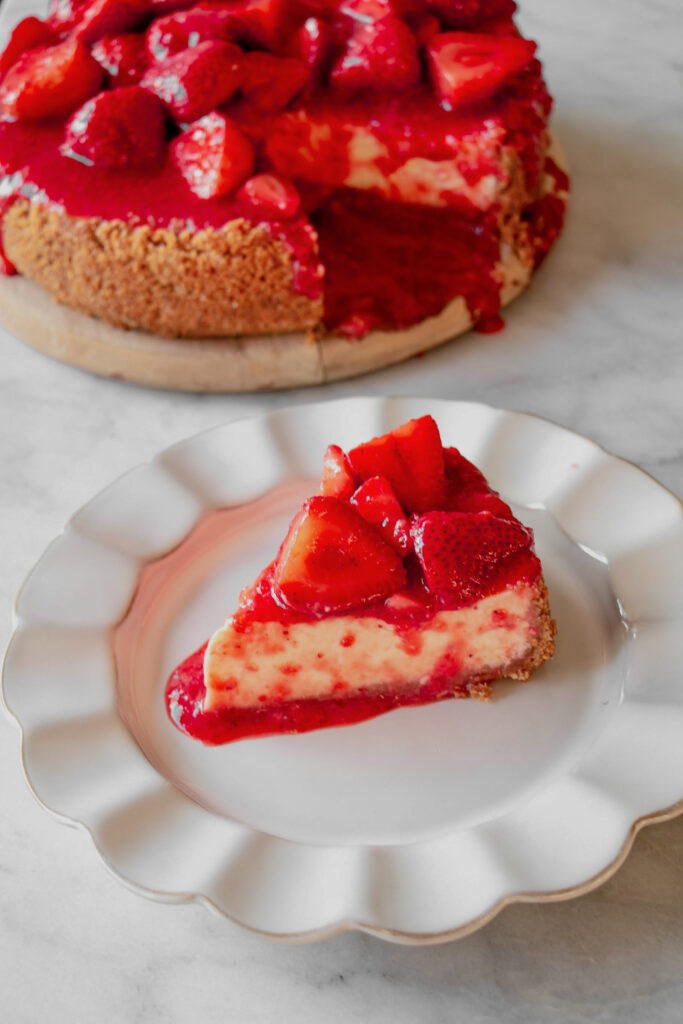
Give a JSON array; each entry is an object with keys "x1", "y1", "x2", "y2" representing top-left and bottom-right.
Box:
[{"x1": 0, "y1": 143, "x2": 567, "y2": 393}]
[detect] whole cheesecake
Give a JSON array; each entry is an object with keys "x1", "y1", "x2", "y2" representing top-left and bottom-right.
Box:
[
  {"x1": 0, "y1": 0, "x2": 568, "y2": 339},
  {"x1": 167, "y1": 415, "x2": 556, "y2": 745}
]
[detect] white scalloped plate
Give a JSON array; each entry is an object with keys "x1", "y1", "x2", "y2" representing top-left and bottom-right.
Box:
[{"x1": 3, "y1": 397, "x2": 683, "y2": 944}]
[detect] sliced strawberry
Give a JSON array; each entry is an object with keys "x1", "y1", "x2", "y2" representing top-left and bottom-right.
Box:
[
  {"x1": 92, "y1": 33, "x2": 148, "y2": 85},
  {"x1": 0, "y1": 18, "x2": 57, "y2": 81},
  {"x1": 351, "y1": 476, "x2": 410, "y2": 555},
  {"x1": 293, "y1": 17, "x2": 334, "y2": 78},
  {"x1": 0, "y1": 38, "x2": 104, "y2": 121},
  {"x1": 319, "y1": 444, "x2": 356, "y2": 499},
  {"x1": 172, "y1": 111, "x2": 255, "y2": 198},
  {"x1": 145, "y1": 6, "x2": 236, "y2": 63},
  {"x1": 141, "y1": 40, "x2": 244, "y2": 121},
  {"x1": 426, "y1": 31, "x2": 535, "y2": 109},
  {"x1": 411, "y1": 510, "x2": 532, "y2": 603},
  {"x1": 347, "y1": 415, "x2": 447, "y2": 514},
  {"x1": 62, "y1": 86, "x2": 166, "y2": 167},
  {"x1": 330, "y1": 15, "x2": 421, "y2": 92},
  {"x1": 425, "y1": 0, "x2": 516, "y2": 27},
  {"x1": 73, "y1": 0, "x2": 150, "y2": 44},
  {"x1": 239, "y1": 52, "x2": 310, "y2": 115},
  {"x1": 238, "y1": 174, "x2": 301, "y2": 219},
  {"x1": 272, "y1": 496, "x2": 406, "y2": 614}
]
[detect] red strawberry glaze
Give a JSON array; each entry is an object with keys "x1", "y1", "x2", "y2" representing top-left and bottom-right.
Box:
[
  {"x1": 0, "y1": 119, "x2": 321, "y2": 299},
  {"x1": 167, "y1": 635, "x2": 502, "y2": 745}
]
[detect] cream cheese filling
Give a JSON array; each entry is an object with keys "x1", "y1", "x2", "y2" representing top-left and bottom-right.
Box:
[{"x1": 203, "y1": 585, "x2": 541, "y2": 712}]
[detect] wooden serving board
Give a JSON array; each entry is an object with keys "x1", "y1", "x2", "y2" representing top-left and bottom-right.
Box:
[{"x1": 0, "y1": 142, "x2": 566, "y2": 393}]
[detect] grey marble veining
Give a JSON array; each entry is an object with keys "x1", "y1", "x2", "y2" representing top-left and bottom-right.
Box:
[{"x1": 1, "y1": 0, "x2": 682, "y2": 1020}]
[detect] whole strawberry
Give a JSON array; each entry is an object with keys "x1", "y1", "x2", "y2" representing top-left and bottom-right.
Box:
[{"x1": 61, "y1": 86, "x2": 167, "y2": 167}]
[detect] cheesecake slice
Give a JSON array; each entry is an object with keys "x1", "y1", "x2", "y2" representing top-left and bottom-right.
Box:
[{"x1": 166, "y1": 415, "x2": 556, "y2": 745}]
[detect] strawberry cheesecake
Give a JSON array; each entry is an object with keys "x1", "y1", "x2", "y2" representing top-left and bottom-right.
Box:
[
  {"x1": 0, "y1": 0, "x2": 567, "y2": 340},
  {"x1": 166, "y1": 416, "x2": 556, "y2": 745}
]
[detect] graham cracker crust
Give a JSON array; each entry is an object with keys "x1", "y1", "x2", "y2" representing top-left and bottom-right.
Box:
[{"x1": 2, "y1": 200, "x2": 323, "y2": 338}]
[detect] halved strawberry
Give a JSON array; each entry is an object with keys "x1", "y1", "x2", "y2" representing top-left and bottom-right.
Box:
[
  {"x1": 319, "y1": 444, "x2": 356, "y2": 499},
  {"x1": 426, "y1": 31, "x2": 535, "y2": 109},
  {"x1": 330, "y1": 15, "x2": 421, "y2": 92},
  {"x1": 239, "y1": 52, "x2": 310, "y2": 114},
  {"x1": 238, "y1": 174, "x2": 301, "y2": 219},
  {"x1": 0, "y1": 18, "x2": 57, "y2": 81},
  {"x1": 272, "y1": 496, "x2": 406, "y2": 614},
  {"x1": 351, "y1": 476, "x2": 410, "y2": 555},
  {"x1": 172, "y1": 111, "x2": 255, "y2": 198},
  {"x1": 145, "y1": 6, "x2": 235, "y2": 63},
  {"x1": 73, "y1": 0, "x2": 150, "y2": 44},
  {"x1": 426, "y1": 0, "x2": 516, "y2": 27},
  {"x1": 141, "y1": 40, "x2": 244, "y2": 121},
  {"x1": 0, "y1": 38, "x2": 103, "y2": 121},
  {"x1": 347, "y1": 415, "x2": 447, "y2": 514},
  {"x1": 62, "y1": 86, "x2": 166, "y2": 167},
  {"x1": 411, "y1": 510, "x2": 533, "y2": 603},
  {"x1": 92, "y1": 33, "x2": 148, "y2": 85}
]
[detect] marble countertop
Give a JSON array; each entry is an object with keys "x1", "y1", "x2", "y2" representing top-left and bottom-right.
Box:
[{"x1": 1, "y1": 0, "x2": 682, "y2": 1019}]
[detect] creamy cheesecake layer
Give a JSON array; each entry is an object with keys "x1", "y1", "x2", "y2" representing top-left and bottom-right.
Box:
[
  {"x1": 203, "y1": 585, "x2": 543, "y2": 712},
  {"x1": 269, "y1": 111, "x2": 513, "y2": 210}
]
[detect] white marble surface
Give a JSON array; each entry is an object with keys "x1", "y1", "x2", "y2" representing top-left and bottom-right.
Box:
[{"x1": 1, "y1": 0, "x2": 682, "y2": 1019}]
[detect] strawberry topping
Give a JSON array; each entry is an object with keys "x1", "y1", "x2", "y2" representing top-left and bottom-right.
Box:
[
  {"x1": 412, "y1": 510, "x2": 533, "y2": 603},
  {"x1": 172, "y1": 111, "x2": 255, "y2": 197},
  {"x1": 347, "y1": 415, "x2": 448, "y2": 513},
  {"x1": 331, "y1": 15, "x2": 421, "y2": 92},
  {"x1": 237, "y1": 174, "x2": 302, "y2": 219},
  {"x1": 426, "y1": 31, "x2": 536, "y2": 108},
  {"x1": 145, "y1": 6, "x2": 236, "y2": 63},
  {"x1": 62, "y1": 86, "x2": 166, "y2": 167},
  {"x1": 73, "y1": 0, "x2": 150, "y2": 44},
  {"x1": 0, "y1": 18, "x2": 57, "y2": 81},
  {"x1": 91, "y1": 34, "x2": 149, "y2": 85},
  {"x1": 319, "y1": 444, "x2": 357, "y2": 499},
  {"x1": 0, "y1": 39, "x2": 103, "y2": 121},
  {"x1": 141, "y1": 39, "x2": 245, "y2": 121},
  {"x1": 238, "y1": 52, "x2": 310, "y2": 115},
  {"x1": 350, "y1": 476, "x2": 410, "y2": 555},
  {"x1": 272, "y1": 496, "x2": 407, "y2": 614}
]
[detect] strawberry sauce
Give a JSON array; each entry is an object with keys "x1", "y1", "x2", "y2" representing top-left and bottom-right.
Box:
[
  {"x1": 167, "y1": 640, "x2": 489, "y2": 745},
  {"x1": 0, "y1": 62, "x2": 565, "y2": 335}
]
